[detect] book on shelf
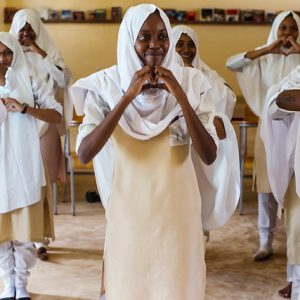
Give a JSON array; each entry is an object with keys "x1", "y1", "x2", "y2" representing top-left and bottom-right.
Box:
[
  {"x1": 73, "y1": 11, "x2": 85, "y2": 21},
  {"x1": 111, "y1": 7, "x2": 122, "y2": 21},
  {"x1": 225, "y1": 9, "x2": 240, "y2": 22},
  {"x1": 200, "y1": 8, "x2": 213, "y2": 22},
  {"x1": 60, "y1": 10, "x2": 73, "y2": 20}
]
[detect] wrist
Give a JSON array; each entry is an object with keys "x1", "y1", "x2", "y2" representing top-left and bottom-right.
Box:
[{"x1": 20, "y1": 103, "x2": 29, "y2": 114}]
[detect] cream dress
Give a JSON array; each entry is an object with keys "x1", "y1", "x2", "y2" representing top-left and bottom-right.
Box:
[{"x1": 102, "y1": 125, "x2": 206, "y2": 300}]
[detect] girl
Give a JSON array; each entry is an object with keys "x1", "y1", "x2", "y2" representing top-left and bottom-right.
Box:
[
  {"x1": 226, "y1": 11, "x2": 300, "y2": 261},
  {"x1": 71, "y1": 4, "x2": 218, "y2": 299},
  {"x1": 173, "y1": 25, "x2": 236, "y2": 118},
  {"x1": 261, "y1": 65, "x2": 300, "y2": 300},
  {"x1": 172, "y1": 25, "x2": 240, "y2": 235},
  {"x1": 9, "y1": 9, "x2": 71, "y2": 260},
  {"x1": 0, "y1": 33, "x2": 62, "y2": 300}
]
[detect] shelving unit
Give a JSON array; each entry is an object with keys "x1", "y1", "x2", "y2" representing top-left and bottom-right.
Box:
[{"x1": 4, "y1": 19, "x2": 272, "y2": 25}]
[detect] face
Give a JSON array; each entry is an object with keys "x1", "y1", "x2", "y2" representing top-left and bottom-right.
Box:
[
  {"x1": 18, "y1": 22, "x2": 36, "y2": 44},
  {"x1": 0, "y1": 42, "x2": 13, "y2": 67},
  {"x1": 134, "y1": 12, "x2": 170, "y2": 67},
  {"x1": 277, "y1": 15, "x2": 299, "y2": 47},
  {"x1": 175, "y1": 33, "x2": 196, "y2": 67}
]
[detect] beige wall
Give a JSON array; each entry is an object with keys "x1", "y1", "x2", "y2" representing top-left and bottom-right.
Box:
[{"x1": 2, "y1": 0, "x2": 300, "y2": 94}]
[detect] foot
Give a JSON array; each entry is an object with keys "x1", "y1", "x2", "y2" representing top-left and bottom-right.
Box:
[
  {"x1": 16, "y1": 287, "x2": 30, "y2": 300},
  {"x1": 37, "y1": 247, "x2": 48, "y2": 261},
  {"x1": 278, "y1": 282, "x2": 292, "y2": 298},
  {"x1": 253, "y1": 246, "x2": 273, "y2": 261},
  {"x1": 0, "y1": 285, "x2": 15, "y2": 300}
]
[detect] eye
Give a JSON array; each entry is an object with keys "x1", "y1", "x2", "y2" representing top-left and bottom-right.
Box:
[
  {"x1": 279, "y1": 25, "x2": 287, "y2": 31},
  {"x1": 4, "y1": 50, "x2": 13, "y2": 56},
  {"x1": 176, "y1": 41, "x2": 184, "y2": 48},
  {"x1": 158, "y1": 32, "x2": 168, "y2": 41},
  {"x1": 137, "y1": 33, "x2": 150, "y2": 42},
  {"x1": 188, "y1": 41, "x2": 196, "y2": 48}
]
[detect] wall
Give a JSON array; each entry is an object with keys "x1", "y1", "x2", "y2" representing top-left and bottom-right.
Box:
[{"x1": 2, "y1": 0, "x2": 300, "y2": 94}]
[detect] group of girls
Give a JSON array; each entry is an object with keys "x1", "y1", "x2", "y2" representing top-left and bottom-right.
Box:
[{"x1": 1, "y1": 3, "x2": 300, "y2": 300}]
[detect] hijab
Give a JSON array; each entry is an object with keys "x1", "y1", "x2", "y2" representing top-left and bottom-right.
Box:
[
  {"x1": 9, "y1": 8, "x2": 66, "y2": 70},
  {"x1": 0, "y1": 32, "x2": 45, "y2": 213},
  {"x1": 71, "y1": 4, "x2": 211, "y2": 140},
  {"x1": 237, "y1": 11, "x2": 300, "y2": 117}
]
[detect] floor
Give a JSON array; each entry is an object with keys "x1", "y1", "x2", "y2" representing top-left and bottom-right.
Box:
[{"x1": 0, "y1": 174, "x2": 288, "y2": 300}]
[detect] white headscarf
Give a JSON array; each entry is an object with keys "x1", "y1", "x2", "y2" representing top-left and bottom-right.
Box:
[
  {"x1": 72, "y1": 4, "x2": 211, "y2": 140},
  {"x1": 0, "y1": 32, "x2": 45, "y2": 213},
  {"x1": 9, "y1": 8, "x2": 65, "y2": 70},
  {"x1": 0, "y1": 32, "x2": 34, "y2": 106},
  {"x1": 172, "y1": 25, "x2": 236, "y2": 119},
  {"x1": 237, "y1": 11, "x2": 300, "y2": 117}
]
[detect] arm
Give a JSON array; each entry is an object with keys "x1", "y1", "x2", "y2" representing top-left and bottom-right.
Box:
[
  {"x1": 276, "y1": 89, "x2": 300, "y2": 111},
  {"x1": 2, "y1": 97, "x2": 61, "y2": 123},
  {"x1": 155, "y1": 66, "x2": 217, "y2": 165},
  {"x1": 77, "y1": 65, "x2": 154, "y2": 164},
  {"x1": 21, "y1": 40, "x2": 70, "y2": 87}
]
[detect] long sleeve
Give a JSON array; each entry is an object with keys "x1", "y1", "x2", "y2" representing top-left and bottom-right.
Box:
[
  {"x1": 40, "y1": 55, "x2": 71, "y2": 88},
  {"x1": 76, "y1": 90, "x2": 111, "y2": 152},
  {"x1": 226, "y1": 52, "x2": 252, "y2": 72},
  {"x1": 32, "y1": 76, "x2": 63, "y2": 114}
]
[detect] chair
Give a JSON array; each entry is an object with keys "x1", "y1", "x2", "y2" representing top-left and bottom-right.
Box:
[
  {"x1": 53, "y1": 120, "x2": 81, "y2": 216},
  {"x1": 232, "y1": 99, "x2": 258, "y2": 215}
]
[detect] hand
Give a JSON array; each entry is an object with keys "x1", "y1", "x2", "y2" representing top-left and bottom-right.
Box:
[
  {"x1": 267, "y1": 37, "x2": 288, "y2": 55},
  {"x1": 19, "y1": 40, "x2": 47, "y2": 58},
  {"x1": 2, "y1": 97, "x2": 23, "y2": 112},
  {"x1": 283, "y1": 37, "x2": 300, "y2": 55},
  {"x1": 124, "y1": 65, "x2": 155, "y2": 100},
  {"x1": 154, "y1": 66, "x2": 186, "y2": 101}
]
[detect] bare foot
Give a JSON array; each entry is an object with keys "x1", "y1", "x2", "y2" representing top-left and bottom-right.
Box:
[{"x1": 278, "y1": 282, "x2": 292, "y2": 298}]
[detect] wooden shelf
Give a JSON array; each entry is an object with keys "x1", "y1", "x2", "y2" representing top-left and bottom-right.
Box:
[{"x1": 4, "y1": 19, "x2": 272, "y2": 25}]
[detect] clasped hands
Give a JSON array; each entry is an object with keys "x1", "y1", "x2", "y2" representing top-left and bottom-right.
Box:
[
  {"x1": 269, "y1": 36, "x2": 300, "y2": 56},
  {"x1": 1, "y1": 97, "x2": 23, "y2": 112}
]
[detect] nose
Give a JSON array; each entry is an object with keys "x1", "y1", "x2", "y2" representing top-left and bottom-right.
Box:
[
  {"x1": 0, "y1": 54, "x2": 6, "y2": 65},
  {"x1": 149, "y1": 38, "x2": 160, "y2": 49}
]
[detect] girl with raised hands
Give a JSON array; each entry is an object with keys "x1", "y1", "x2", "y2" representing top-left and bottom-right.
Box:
[{"x1": 71, "y1": 4, "x2": 218, "y2": 299}]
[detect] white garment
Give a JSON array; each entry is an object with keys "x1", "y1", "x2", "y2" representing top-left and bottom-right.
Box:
[
  {"x1": 226, "y1": 11, "x2": 300, "y2": 118},
  {"x1": 73, "y1": 5, "x2": 218, "y2": 209},
  {"x1": 9, "y1": 8, "x2": 72, "y2": 131},
  {"x1": 0, "y1": 32, "x2": 62, "y2": 214},
  {"x1": 172, "y1": 25, "x2": 236, "y2": 119},
  {"x1": 0, "y1": 241, "x2": 36, "y2": 298},
  {"x1": 292, "y1": 265, "x2": 300, "y2": 300},
  {"x1": 257, "y1": 192, "x2": 278, "y2": 247},
  {"x1": 261, "y1": 67, "x2": 300, "y2": 207},
  {"x1": 191, "y1": 112, "x2": 240, "y2": 231},
  {"x1": 0, "y1": 101, "x2": 6, "y2": 126},
  {"x1": 0, "y1": 242, "x2": 14, "y2": 298}
]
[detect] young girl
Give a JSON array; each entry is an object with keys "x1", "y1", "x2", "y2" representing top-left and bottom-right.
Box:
[
  {"x1": 71, "y1": 4, "x2": 218, "y2": 299},
  {"x1": 0, "y1": 33, "x2": 62, "y2": 300},
  {"x1": 9, "y1": 8, "x2": 71, "y2": 260},
  {"x1": 173, "y1": 25, "x2": 236, "y2": 118},
  {"x1": 172, "y1": 25, "x2": 240, "y2": 235},
  {"x1": 226, "y1": 11, "x2": 300, "y2": 262},
  {"x1": 261, "y1": 65, "x2": 300, "y2": 300}
]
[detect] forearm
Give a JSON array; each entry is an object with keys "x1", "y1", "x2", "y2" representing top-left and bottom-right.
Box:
[
  {"x1": 179, "y1": 94, "x2": 217, "y2": 165},
  {"x1": 245, "y1": 46, "x2": 270, "y2": 60},
  {"x1": 276, "y1": 90, "x2": 300, "y2": 111},
  {"x1": 26, "y1": 106, "x2": 62, "y2": 123},
  {"x1": 78, "y1": 95, "x2": 131, "y2": 164}
]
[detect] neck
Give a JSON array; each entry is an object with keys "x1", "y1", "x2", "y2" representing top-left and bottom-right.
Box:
[{"x1": 0, "y1": 65, "x2": 8, "y2": 86}]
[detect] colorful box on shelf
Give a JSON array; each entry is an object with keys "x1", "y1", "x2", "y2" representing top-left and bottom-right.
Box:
[{"x1": 225, "y1": 9, "x2": 240, "y2": 22}]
